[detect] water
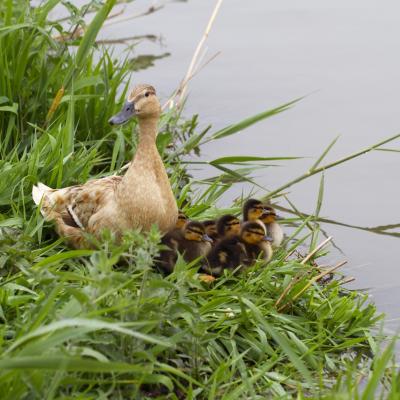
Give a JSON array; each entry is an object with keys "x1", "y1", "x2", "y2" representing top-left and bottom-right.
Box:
[{"x1": 63, "y1": 1, "x2": 400, "y2": 329}]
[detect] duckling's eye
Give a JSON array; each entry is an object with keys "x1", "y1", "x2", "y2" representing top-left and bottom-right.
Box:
[{"x1": 145, "y1": 92, "x2": 150, "y2": 97}]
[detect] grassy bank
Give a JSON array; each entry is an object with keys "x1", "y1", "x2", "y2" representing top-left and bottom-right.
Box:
[{"x1": 0, "y1": 1, "x2": 399, "y2": 398}]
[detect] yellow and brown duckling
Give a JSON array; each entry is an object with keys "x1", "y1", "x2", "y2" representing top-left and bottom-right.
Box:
[
  {"x1": 242, "y1": 198, "x2": 267, "y2": 222},
  {"x1": 202, "y1": 220, "x2": 219, "y2": 242},
  {"x1": 204, "y1": 235, "x2": 247, "y2": 277},
  {"x1": 176, "y1": 210, "x2": 188, "y2": 230},
  {"x1": 178, "y1": 222, "x2": 213, "y2": 262},
  {"x1": 240, "y1": 221, "x2": 273, "y2": 265},
  {"x1": 260, "y1": 206, "x2": 283, "y2": 248},
  {"x1": 204, "y1": 221, "x2": 273, "y2": 276},
  {"x1": 216, "y1": 214, "x2": 241, "y2": 239},
  {"x1": 157, "y1": 234, "x2": 179, "y2": 275},
  {"x1": 157, "y1": 221, "x2": 213, "y2": 274},
  {"x1": 156, "y1": 211, "x2": 188, "y2": 273}
]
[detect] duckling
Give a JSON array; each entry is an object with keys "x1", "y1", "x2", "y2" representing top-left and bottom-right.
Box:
[
  {"x1": 216, "y1": 214, "x2": 241, "y2": 239},
  {"x1": 242, "y1": 199, "x2": 266, "y2": 222},
  {"x1": 202, "y1": 220, "x2": 219, "y2": 242},
  {"x1": 260, "y1": 207, "x2": 283, "y2": 248},
  {"x1": 157, "y1": 221, "x2": 213, "y2": 274},
  {"x1": 32, "y1": 84, "x2": 178, "y2": 249},
  {"x1": 155, "y1": 210, "x2": 188, "y2": 273},
  {"x1": 240, "y1": 221, "x2": 273, "y2": 264},
  {"x1": 176, "y1": 210, "x2": 188, "y2": 230},
  {"x1": 178, "y1": 222, "x2": 213, "y2": 262},
  {"x1": 156, "y1": 233, "x2": 180, "y2": 275},
  {"x1": 204, "y1": 236, "x2": 247, "y2": 277}
]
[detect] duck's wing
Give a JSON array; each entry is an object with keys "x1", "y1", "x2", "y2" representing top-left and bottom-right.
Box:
[{"x1": 32, "y1": 176, "x2": 122, "y2": 227}]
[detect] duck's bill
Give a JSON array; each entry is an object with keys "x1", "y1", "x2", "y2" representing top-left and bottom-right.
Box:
[
  {"x1": 108, "y1": 101, "x2": 136, "y2": 125},
  {"x1": 263, "y1": 235, "x2": 273, "y2": 242}
]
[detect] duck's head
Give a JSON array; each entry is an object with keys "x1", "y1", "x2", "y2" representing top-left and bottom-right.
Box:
[
  {"x1": 260, "y1": 207, "x2": 278, "y2": 224},
  {"x1": 203, "y1": 220, "x2": 218, "y2": 238},
  {"x1": 217, "y1": 214, "x2": 241, "y2": 238},
  {"x1": 183, "y1": 222, "x2": 213, "y2": 243},
  {"x1": 240, "y1": 222, "x2": 272, "y2": 245},
  {"x1": 176, "y1": 211, "x2": 188, "y2": 229},
  {"x1": 109, "y1": 84, "x2": 160, "y2": 125},
  {"x1": 243, "y1": 199, "x2": 266, "y2": 221}
]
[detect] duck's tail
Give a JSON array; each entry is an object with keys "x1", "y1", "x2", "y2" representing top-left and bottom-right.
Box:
[{"x1": 32, "y1": 182, "x2": 54, "y2": 219}]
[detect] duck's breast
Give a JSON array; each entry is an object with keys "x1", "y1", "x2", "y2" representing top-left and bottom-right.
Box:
[{"x1": 117, "y1": 170, "x2": 178, "y2": 232}]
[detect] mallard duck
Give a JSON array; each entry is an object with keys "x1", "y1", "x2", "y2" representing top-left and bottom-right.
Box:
[
  {"x1": 242, "y1": 199, "x2": 266, "y2": 222},
  {"x1": 157, "y1": 221, "x2": 213, "y2": 274},
  {"x1": 202, "y1": 220, "x2": 219, "y2": 242},
  {"x1": 216, "y1": 214, "x2": 241, "y2": 239},
  {"x1": 240, "y1": 221, "x2": 273, "y2": 264},
  {"x1": 260, "y1": 207, "x2": 283, "y2": 248},
  {"x1": 32, "y1": 84, "x2": 178, "y2": 249},
  {"x1": 204, "y1": 236, "x2": 247, "y2": 277}
]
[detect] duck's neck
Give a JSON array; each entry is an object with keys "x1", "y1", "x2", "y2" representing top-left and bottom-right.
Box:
[
  {"x1": 125, "y1": 116, "x2": 160, "y2": 175},
  {"x1": 136, "y1": 117, "x2": 158, "y2": 156},
  {"x1": 116, "y1": 112, "x2": 178, "y2": 232},
  {"x1": 119, "y1": 114, "x2": 174, "y2": 200}
]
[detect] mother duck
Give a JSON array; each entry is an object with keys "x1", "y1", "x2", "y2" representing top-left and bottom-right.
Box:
[{"x1": 32, "y1": 84, "x2": 178, "y2": 248}]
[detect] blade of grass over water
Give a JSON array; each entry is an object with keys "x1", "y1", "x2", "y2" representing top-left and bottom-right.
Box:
[
  {"x1": 263, "y1": 132, "x2": 400, "y2": 200},
  {"x1": 274, "y1": 203, "x2": 400, "y2": 238},
  {"x1": 207, "y1": 97, "x2": 302, "y2": 141},
  {"x1": 310, "y1": 135, "x2": 340, "y2": 171}
]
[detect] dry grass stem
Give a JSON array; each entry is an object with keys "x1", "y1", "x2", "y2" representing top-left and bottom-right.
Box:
[
  {"x1": 291, "y1": 261, "x2": 347, "y2": 301},
  {"x1": 162, "y1": 50, "x2": 221, "y2": 111},
  {"x1": 283, "y1": 248, "x2": 297, "y2": 262},
  {"x1": 275, "y1": 237, "x2": 333, "y2": 308},
  {"x1": 274, "y1": 274, "x2": 302, "y2": 308},
  {"x1": 339, "y1": 276, "x2": 356, "y2": 285},
  {"x1": 300, "y1": 236, "x2": 332, "y2": 264},
  {"x1": 172, "y1": 0, "x2": 223, "y2": 110}
]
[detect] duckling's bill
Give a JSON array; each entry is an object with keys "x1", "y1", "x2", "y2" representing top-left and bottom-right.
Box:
[{"x1": 202, "y1": 234, "x2": 213, "y2": 243}]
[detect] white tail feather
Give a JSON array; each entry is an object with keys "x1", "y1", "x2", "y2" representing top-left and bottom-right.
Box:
[
  {"x1": 37, "y1": 182, "x2": 52, "y2": 192},
  {"x1": 32, "y1": 182, "x2": 54, "y2": 218},
  {"x1": 32, "y1": 184, "x2": 45, "y2": 206}
]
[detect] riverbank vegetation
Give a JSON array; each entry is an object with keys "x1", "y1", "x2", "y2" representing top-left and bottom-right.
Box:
[{"x1": 0, "y1": 1, "x2": 399, "y2": 398}]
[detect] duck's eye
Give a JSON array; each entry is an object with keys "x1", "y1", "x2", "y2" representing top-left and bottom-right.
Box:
[{"x1": 145, "y1": 92, "x2": 150, "y2": 97}]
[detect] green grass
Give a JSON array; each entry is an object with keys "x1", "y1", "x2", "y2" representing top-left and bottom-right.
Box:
[{"x1": 0, "y1": 1, "x2": 400, "y2": 398}]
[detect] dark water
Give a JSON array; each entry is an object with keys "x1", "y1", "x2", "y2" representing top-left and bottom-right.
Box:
[{"x1": 64, "y1": 1, "x2": 400, "y2": 331}]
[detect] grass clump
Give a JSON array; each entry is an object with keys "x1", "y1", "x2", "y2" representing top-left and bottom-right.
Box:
[{"x1": 0, "y1": 1, "x2": 399, "y2": 399}]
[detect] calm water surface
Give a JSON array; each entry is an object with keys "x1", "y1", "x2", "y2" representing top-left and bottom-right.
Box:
[{"x1": 65, "y1": 1, "x2": 400, "y2": 330}]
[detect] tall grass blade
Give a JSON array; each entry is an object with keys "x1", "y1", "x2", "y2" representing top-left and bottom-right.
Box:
[
  {"x1": 310, "y1": 135, "x2": 340, "y2": 171},
  {"x1": 209, "y1": 98, "x2": 302, "y2": 140},
  {"x1": 63, "y1": 0, "x2": 117, "y2": 88}
]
